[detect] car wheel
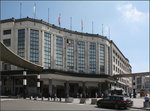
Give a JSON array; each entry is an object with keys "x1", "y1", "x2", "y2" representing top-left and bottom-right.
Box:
[
  {"x1": 124, "y1": 107, "x2": 127, "y2": 109},
  {"x1": 114, "y1": 104, "x2": 118, "y2": 109}
]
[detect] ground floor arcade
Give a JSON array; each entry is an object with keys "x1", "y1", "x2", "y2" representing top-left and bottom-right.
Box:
[{"x1": 1, "y1": 71, "x2": 132, "y2": 98}]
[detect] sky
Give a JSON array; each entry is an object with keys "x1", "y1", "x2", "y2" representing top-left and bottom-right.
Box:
[{"x1": 1, "y1": 1, "x2": 149, "y2": 73}]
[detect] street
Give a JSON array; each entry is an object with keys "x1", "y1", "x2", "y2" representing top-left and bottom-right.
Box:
[{"x1": 0, "y1": 99, "x2": 146, "y2": 111}]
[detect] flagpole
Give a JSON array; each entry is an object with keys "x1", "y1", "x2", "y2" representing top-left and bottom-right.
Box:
[
  {"x1": 33, "y1": 3, "x2": 36, "y2": 25},
  {"x1": 92, "y1": 21, "x2": 93, "y2": 34},
  {"x1": 34, "y1": 3, "x2": 36, "y2": 19},
  {"x1": 48, "y1": 8, "x2": 49, "y2": 23},
  {"x1": 81, "y1": 19, "x2": 83, "y2": 32},
  {"x1": 70, "y1": 17, "x2": 72, "y2": 30},
  {"x1": 20, "y1": 3, "x2": 22, "y2": 19},
  {"x1": 102, "y1": 24, "x2": 103, "y2": 36},
  {"x1": 108, "y1": 27, "x2": 110, "y2": 40}
]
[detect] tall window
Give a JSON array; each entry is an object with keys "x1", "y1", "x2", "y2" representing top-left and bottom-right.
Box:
[
  {"x1": 89, "y1": 43, "x2": 96, "y2": 73},
  {"x1": 107, "y1": 47, "x2": 110, "y2": 74},
  {"x1": 66, "y1": 39, "x2": 74, "y2": 71},
  {"x1": 55, "y1": 36, "x2": 63, "y2": 69},
  {"x1": 44, "y1": 32, "x2": 51, "y2": 69},
  {"x1": 100, "y1": 44, "x2": 105, "y2": 73},
  {"x1": 77, "y1": 41, "x2": 85, "y2": 72},
  {"x1": 30, "y1": 29, "x2": 39, "y2": 64},
  {"x1": 18, "y1": 29, "x2": 25, "y2": 58}
]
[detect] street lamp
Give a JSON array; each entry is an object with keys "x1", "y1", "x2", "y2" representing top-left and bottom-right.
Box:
[{"x1": 23, "y1": 71, "x2": 27, "y2": 99}]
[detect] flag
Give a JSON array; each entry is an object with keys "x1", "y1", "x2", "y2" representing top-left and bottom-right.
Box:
[
  {"x1": 58, "y1": 14, "x2": 61, "y2": 26},
  {"x1": 81, "y1": 20, "x2": 83, "y2": 32},
  {"x1": 67, "y1": 39, "x2": 71, "y2": 45}
]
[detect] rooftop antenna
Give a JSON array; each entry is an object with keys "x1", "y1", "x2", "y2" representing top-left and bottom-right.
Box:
[
  {"x1": 48, "y1": 8, "x2": 49, "y2": 23},
  {"x1": 20, "y1": 3, "x2": 22, "y2": 18}
]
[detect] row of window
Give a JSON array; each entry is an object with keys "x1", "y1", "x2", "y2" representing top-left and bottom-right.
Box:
[{"x1": 3, "y1": 28, "x2": 128, "y2": 74}]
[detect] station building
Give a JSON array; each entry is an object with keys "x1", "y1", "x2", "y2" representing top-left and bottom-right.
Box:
[{"x1": 0, "y1": 17, "x2": 132, "y2": 98}]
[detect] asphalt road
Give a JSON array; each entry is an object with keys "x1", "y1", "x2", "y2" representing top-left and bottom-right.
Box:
[{"x1": 0, "y1": 99, "x2": 145, "y2": 111}]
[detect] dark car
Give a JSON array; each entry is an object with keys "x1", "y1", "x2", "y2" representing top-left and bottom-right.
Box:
[{"x1": 97, "y1": 95, "x2": 133, "y2": 109}]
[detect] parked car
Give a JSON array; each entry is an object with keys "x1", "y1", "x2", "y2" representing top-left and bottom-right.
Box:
[{"x1": 97, "y1": 95, "x2": 133, "y2": 109}]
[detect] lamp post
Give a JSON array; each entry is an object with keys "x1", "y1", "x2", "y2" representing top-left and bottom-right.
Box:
[
  {"x1": 23, "y1": 71, "x2": 27, "y2": 99},
  {"x1": 37, "y1": 74, "x2": 40, "y2": 97}
]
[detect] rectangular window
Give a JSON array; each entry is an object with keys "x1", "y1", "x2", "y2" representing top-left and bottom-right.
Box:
[
  {"x1": 66, "y1": 39, "x2": 74, "y2": 71},
  {"x1": 18, "y1": 29, "x2": 25, "y2": 58},
  {"x1": 100, "y1": 44, "x2": 105, "y2": 73},
  {"x1": 107, "y1": 47, "x2": 110, "y2": 74},
  {"x1": 3, "y1": 39, "x2": 11, "y2": 47},
  {"x1": 77, "y1": 41, "x2": 85, "y2": 72},
  {"x1": 3, "y1": 29, "x2": 11, "y2": 35},
  {"x1": 55, "y1": 36, "x2": 63, "y2": 69},
  {"x1": 44, "y1": 32, "x2": 51, "y2": 69},
  {"x1": 89, "y1": 43, "x2": 96, "y2": 73},
  {"x1": 30, "y1": 29, "x2": 39, "y2": 64}
]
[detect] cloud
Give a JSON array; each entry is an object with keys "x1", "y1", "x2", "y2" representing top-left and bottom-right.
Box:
[{"x1": 116, "y1": 4, "x2": 148, "y2": 23}]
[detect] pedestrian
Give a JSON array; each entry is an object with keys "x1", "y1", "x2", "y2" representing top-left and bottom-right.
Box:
[
  {"x1": 144, "y1": 94, "x2": 149, "y2": 102},
  {"x1": 101, "y1": 93, "x2": 104, "y2": 98},
  {"x1": 54, "y1": 93, "x2": 57, "y2": 101},
  {"x1": 80, "y1": 93, "x2": 83, "y2": 98},
  {"x1": 95, "y1": 92, "x2": 98, "y2": 98}
]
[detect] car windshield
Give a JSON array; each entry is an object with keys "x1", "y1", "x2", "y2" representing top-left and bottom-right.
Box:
[{"x1": 123, "y1": 97, "x2": 131, "y2": 100}]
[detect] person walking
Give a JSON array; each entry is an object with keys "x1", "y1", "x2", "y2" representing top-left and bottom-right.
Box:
[{"x1": 144, "y1": 94, "x2": 149, "y2": 102}]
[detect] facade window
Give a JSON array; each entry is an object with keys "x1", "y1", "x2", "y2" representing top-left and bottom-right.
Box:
[
  {"x1": 30, "y1": 29, "x2": 39, "y2": 64},
  {"x1": 77, "y1": 41, "x2": 85, "y2": 72},
  {"x1": 66, "y1": 39, "x2": 74, "y2": 71},
  {"x1": 89, "y1": 43, "x2": 96, "y2": 73},
  {"x1": 3, "y1": 29, "x2": 11, "y2": 35},
  {"x1": 18, "y1": 29, "x2": 25, "y2": 58},
  {"x1": 113, "y1": 65, "x2": 115, "y2": 71},
  {"x1": 113, "y1": 56, "x2": 115, "y2": 62},
  {"x1": 107, "y1": 47, "x2": 110, "y2": 74},
  {"x1": 55, "y1": 36, "x2": 63, "y2": 69},
  {"x1": 100, "y1": 44, "x2": 105, "y2": 73},
  {"x1": 3, "y1": 39, "x2": 11, "y2": 47},
  {"x1": 44, "y1": 32, "x2": 51, "y2": 69}
]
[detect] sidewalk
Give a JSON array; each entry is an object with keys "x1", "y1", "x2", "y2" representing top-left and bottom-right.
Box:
[{"x1": 131, "y1": 98, "x2": 150, "y2": 110}]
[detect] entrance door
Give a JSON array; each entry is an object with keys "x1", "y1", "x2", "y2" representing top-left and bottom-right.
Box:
[{"x1": 57, "y1": 86, "x2": 65, "y2": 98}]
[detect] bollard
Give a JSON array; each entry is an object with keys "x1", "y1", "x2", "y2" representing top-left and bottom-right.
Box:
[
  {"x1": 48, "y1": 97, "x2": 50, "y2": 101},
  {"x1": 30, "y1": 96, "x2": 33, "y2": 100},
  {"x1": 42, "y1": 97, "x2": 44, "y2": 101}
]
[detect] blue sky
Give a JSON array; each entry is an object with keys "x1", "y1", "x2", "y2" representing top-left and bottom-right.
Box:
[{"x1": 1, "y1": 1, "x2": 149, "y2": 73}]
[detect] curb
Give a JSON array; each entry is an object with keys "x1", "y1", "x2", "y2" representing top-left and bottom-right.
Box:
[{"x1": 131, "y1": 107, "x2": 150, "y2": 110}]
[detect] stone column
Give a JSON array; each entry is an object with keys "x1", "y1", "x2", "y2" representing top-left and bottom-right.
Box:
[
  {"x1": 83, "y1": 82, "x2": 86, "y2": 97},
  {"x1": 49, "y1": 79, "x2": 53, "y2": 97},
  {"x1": 65, "y1": 81, "x2": 70, "y2": 98},
  {"x1": 98, "y1": 82, "x2": 102, "y2": 97}
]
